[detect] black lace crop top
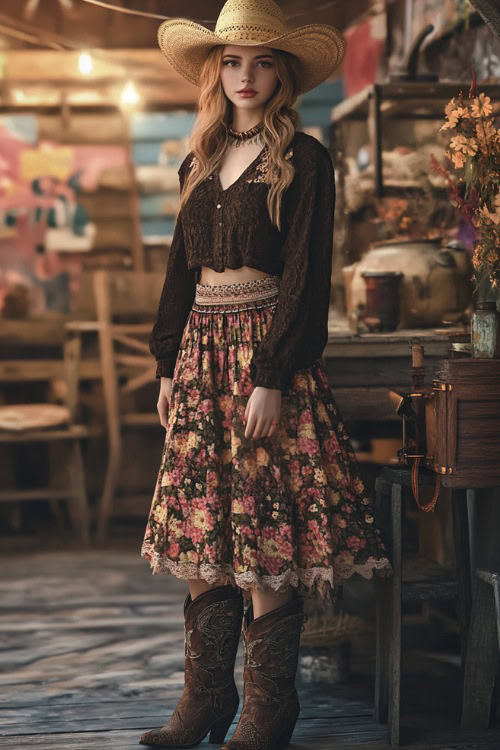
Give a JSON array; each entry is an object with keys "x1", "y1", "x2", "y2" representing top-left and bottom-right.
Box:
[{"x1": 149, "y1": 129, "x2": 336, "y2": 395}]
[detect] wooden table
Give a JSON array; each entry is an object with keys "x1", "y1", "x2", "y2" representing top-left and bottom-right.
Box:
[{"x1": 323, "y1": 313, "x2": 464, "y2": 422}]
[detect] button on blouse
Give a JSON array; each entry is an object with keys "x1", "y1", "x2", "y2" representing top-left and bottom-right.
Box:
[{"x1": 149, "y1": 130, "x2": 336, "y2": 395}]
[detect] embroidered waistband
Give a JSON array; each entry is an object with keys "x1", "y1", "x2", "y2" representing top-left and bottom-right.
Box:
[{"x1": 195, "y1": 275, "x2": 280, "y2": 305}]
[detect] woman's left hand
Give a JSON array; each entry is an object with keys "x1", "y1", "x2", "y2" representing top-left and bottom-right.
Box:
[{"x1": 243, "y1": 386, "x2": 281, "y2": 439}]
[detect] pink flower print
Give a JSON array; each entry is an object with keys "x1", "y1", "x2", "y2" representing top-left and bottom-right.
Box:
[
  {"x1": 168, "y1": 542, "x2": 180, "y2": 557},
  {"x1": 241, "y1": 495, "x2": 256, "y2": 515},
  {"x1": 279, "y1": 538, "x2": 293, "y2": 558},
  {"x1": 168, "y1": 468, "x2": 183, "y2": 487},
  {"x1": 188, "y1": 525, "x2": 205, "y2": 544},
  {"x1": 200, "y1": 399, "x2": 213, "y2": 414},
  {"x1": 347, "y1": 536, "x2": 367, "y2": 552},
  {"x1": 299, "y1": 410, "x2": 313, "y2": 426},
  {"x1": 297, "y1": 437, "x2": 318, "y2": 454}
]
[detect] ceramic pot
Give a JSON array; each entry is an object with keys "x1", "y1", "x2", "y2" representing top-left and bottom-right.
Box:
[{"x1": 342, "y1": 238, "x2": 472, "y2": 327}]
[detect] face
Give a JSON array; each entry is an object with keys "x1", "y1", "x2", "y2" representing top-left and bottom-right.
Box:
[{"x1": 220, "y1": 44, "x2": 279, "y2": 110}]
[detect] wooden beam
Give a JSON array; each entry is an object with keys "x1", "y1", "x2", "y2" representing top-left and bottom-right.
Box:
[{"x1": 3, "y1": 49, "x2": 190, "y2": 82}]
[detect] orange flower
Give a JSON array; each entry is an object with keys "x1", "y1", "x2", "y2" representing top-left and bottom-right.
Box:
[
  {"x1": 471, "y1": 93, "x2": 493, "y2": 118},
  {"x1": 450, "y1": 134, "x2": 478, "y2": 156},
  {"x1": 475, "y1": 120, "x2": 497, "y2": 152},
  {"x1": 451, "y1": 151, "x2": 466, "y2": 168},
  {"x1": 444, "y1": 97, "x2": 456, "y2": 118},
  {"x1": 440, "y1": 104, "x2": 470, "y2": 130}
]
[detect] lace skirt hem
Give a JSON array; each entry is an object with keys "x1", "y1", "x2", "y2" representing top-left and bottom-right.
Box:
[{"x1": 141, "y1": 541, "x2": 393, "y2": 605}]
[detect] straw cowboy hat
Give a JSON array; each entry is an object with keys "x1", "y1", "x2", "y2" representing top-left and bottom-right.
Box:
[{"x1": 157, "y1": 0, "x2": 346, "y2": 96}]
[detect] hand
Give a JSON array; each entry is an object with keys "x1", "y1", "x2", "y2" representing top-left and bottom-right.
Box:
[
  {"x1": 243, "y1": 386, "x2": 281, "y2": 439},
  {"x1": 157, "y1": 377, "x2": 173, "y2": 429}
]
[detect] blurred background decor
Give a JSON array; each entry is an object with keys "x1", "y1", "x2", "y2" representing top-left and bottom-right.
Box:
[{"x1": 1, "y1": 2, "x2": 500, "y2": 749}]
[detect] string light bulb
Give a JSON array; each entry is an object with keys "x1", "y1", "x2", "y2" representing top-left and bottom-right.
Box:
[
  {"x1": 79, "y1": 52, "x2": 93, "y2": 75},
  {"x1": 120, "y1": 81, "x2": 140, "y2": 108}
]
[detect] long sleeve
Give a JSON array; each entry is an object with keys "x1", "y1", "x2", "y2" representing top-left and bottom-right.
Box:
[
  {"x1": 249, "y1": 141, "x2": 335, "y2": 394},
  {"x1": 149, "y1": 158, "x2": 196, "y2": 379}
]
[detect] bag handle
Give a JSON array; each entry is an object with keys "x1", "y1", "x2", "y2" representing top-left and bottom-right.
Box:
[{"x1": 410, "y1": 456, "x2": 441, "y2": 512}]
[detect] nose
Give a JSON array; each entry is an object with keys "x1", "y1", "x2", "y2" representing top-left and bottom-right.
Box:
[{"x1": 240, "y1": 62, "x2": 254, "y2": 83}]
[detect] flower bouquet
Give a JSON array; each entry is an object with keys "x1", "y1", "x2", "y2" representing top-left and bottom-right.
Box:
[
  {"x1": 431, "y1": 72, "x2": 500, "y2": 300},
  {"x1": 431, "y1": 73, "x2": 500, "y2": 357}
]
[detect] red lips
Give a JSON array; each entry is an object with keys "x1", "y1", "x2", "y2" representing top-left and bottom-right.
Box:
[{"x1": 237, "y1": 88, "x2": 257, "y2": 93}]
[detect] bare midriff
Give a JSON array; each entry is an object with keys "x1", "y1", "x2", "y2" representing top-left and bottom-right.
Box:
[{"x1": 199, "y1": 265, "x2": 272, "y2": 286}]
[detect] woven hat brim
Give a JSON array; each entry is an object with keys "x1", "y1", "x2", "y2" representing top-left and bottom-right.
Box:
[{"x1": 157, "y1": 19, "x2": 346, "y2": 95}]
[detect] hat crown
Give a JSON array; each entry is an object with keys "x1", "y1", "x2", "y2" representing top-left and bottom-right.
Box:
[{"x1": 215, "y1": 0, "x2": 288, "y2": 43}]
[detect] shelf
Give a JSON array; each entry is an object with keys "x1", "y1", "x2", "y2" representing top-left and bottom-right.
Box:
[
  {"x1": 330, "y1": 82, "x2": 500, "y2": 196},
  {"x1": 331, "y1": 81, "x2": 500, "y2": 123}
]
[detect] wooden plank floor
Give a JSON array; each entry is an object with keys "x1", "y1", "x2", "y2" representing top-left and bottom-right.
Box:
[{"x1": 1, "y1": 545, "x2": 500, "y2": 749}]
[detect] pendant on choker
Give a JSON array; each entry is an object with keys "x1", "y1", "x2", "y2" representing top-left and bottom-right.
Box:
[{"x1": 227, "y1": 121, "x2": 264, "y2": 147}]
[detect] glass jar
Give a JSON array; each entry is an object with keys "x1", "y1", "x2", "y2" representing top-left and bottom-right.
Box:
[{"x1": 471, "y1": 300, "x2": 500, "y2": 359}]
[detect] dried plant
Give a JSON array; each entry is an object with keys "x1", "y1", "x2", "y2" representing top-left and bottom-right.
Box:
[
  {"x1": 431, "y1": 68, "x2": 500, "y2": 294},
  {"x1": 300, "y1": 611, "x2": 370, "y2": 649},
  {"x1": 374, "y1": 182, "x2": 451, "y2": 242}
]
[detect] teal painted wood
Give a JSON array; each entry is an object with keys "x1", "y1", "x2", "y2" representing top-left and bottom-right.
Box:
[
  {"x1": 299, "y1": 104, "x2": 333, "y2": 128},
  {"x1": 299, "y1": 80, "x2": 344, "y2": 104},
  {"x1": 295, "y1": 80, "x2": 344, "y2": 144},
  {"x1": 130, "y1": 111, "x2": 196, "y2": 141},
  {"x1": 297, "y1": 80, "x2": 344, "y2": 130},
  {"x1": 128, "y1": 111, "x2": 193, "y2": 238},
  {"x1": 132, "y1": 141, "x2": 169, "y2": 166},
  {"x1": 140, "y1": 217, "x2": 175, "y2": 237},
  {"x1": 139, "y1": 194, "x2": 178, "y2": 218}
]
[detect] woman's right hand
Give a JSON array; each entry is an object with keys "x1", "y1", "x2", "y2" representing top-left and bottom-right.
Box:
[{"x1": 157, "y1": 377, "x2": 173, "y2": 428}]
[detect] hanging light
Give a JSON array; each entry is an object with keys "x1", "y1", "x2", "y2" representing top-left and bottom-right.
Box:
[
  {"x1": 24, "y1": 0, "x2": 73, "y2": 19},
  {"x1": 78, "y1": 52, "x2": 93, "y2": 76},
  {"x1": 120, "y1": 81, "x2": 140, "y2": 108}
]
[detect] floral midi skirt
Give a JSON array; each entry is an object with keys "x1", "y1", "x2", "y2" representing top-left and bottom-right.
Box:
[{"x1": 141, "y1": 275, "x2": 392, "y2": 604}]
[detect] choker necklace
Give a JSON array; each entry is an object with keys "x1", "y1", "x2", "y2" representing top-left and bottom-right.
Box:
[{"x1": 227, "y1": 121, "x2": 264, "y2": 147}]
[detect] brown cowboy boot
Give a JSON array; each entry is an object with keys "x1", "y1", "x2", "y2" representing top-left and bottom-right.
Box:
[
  {"x1": 139, "y1": 583, "x2": 244, "y2": 748},
  {"x1": 221, "y1": 591, "x2": 306, "y2": 750}
]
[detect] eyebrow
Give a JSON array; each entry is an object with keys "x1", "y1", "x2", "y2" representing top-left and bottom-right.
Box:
[{"x1": 222, "y1": 53, "x2": 274, "y2": 60}]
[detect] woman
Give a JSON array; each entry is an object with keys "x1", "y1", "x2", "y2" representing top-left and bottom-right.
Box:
[{"x1": 140, "y1": 1, "x2": 392, "y2": 748}]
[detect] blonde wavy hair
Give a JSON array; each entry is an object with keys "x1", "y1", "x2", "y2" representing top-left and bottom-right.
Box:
[{"x1": 178, "y1": 45, "x2": 301, "y2": 231}]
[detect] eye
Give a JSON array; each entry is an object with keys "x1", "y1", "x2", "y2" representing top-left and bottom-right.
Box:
[
  {"x1": 258, "y1": 61, "x2": 273, "y2": 68},
  {"x1": 223, "y1": 60, "x2": 238, "y2": 67}
]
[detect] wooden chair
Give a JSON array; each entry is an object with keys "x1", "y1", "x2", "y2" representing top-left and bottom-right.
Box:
[
  {"x1": 373, "y1": 465, "x2": 472, "y2": 747},
  {"x1": 0, "y1": 335, "x2": 90, "y2": 547},
  {"x1": 66, "y1": 269, "x2": 165, "y2": 544}
]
